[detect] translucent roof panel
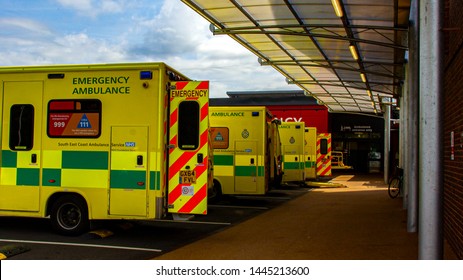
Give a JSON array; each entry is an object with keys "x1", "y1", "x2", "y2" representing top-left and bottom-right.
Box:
[{"x1": 182, "y1": 0, "x2": 410, "y2": 114}]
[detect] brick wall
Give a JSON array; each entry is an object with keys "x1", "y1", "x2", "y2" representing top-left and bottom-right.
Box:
[{"x1": 443, "y1": 0, "x2": 463, "y2": 260}]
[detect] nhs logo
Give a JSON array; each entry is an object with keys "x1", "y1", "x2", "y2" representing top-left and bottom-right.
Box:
[{"x1": 125, "y1": 142, "x2": 136, "y2": 147}]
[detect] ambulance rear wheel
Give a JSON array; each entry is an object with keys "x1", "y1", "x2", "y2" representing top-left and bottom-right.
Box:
[
  {"x1": 50, "y1": 195, "x2": 89, "y2": 236},
  {"x1": 209, "y1": 179, "x2": 222, "y2": 203}
]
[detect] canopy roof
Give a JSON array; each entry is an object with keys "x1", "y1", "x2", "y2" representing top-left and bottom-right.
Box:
[{"x1": 181, "y1": 0, "x2": 410, "y2": 115}]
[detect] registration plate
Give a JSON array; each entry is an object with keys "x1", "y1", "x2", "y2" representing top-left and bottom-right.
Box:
[{"x1": 180, "y1": 170, "x2": 196, "y2": 184}]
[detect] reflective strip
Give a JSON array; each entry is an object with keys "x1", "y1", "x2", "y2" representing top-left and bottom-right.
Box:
[
  {"x1": 0, "y1": 168, "x2": 16, "y2": 185},
  {"x1": 42, "y1": 168, "x2": 61, "y2": 186},
  {"x1": 150, "y1": 171, "x2": 161, "y2": 191},
  {"x1": 149, "y1": 151, "x2": 162, "y2": 192},
  {"x1": 61, "y1": 169, "x2": 108, "y2": 188},
  {"x1": 235, "y1": 166, "x2": 265, "y2": 177},
  {"x1": 1, "y1": 150, "x2": 40, "y2": 186},
  {"x1": 62, "y1": 151, "x2": 108, "y2": 169},
  {"x1": 1, "y1": 150, "x2": 17, "y2": 167},
  {"x1": 284, "y1": 161, "x2": 304, "y2": 170},
  {"x1": 43, "y1": 150, "x2": 62, "y2": 168},
  {"x1": 110, "y1": 170, "x2": 146, "y2": 189},
  {"x1": 111, "y1": 151, "x2": 146, "y2": 171},
  {"x1": 168, "y1": 131, "x2": 208, "y2": 205},
  {"x1": 213, "y1": 155, "x2": 233, "y2": 166},
  {"x1": 17, "y1": 169, "x2": 40, "y2": 185},
  {"x1": 214, "y1": 165, "x2": 233, "y2": 176}
]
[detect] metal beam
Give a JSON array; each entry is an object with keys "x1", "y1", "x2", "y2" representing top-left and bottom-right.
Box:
[
  {"x1": 213, "y1": 28, "x2": 408, "y2": 50},
  {"x1": 289, "y1": 80, "x2": 395, "y2": 96},
  {"x1": 259, "y1": 60, "x2": 403, "y2": 80}
]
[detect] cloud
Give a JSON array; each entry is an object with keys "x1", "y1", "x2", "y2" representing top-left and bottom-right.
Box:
[
  {"x1": 129, "y1": 0, "x2": 209, "y2": 57},
  {"x1": 122, "y1": 1, "x2": 300, "y2": 97},
  {"x1": 0, "y1": 0, "x2": 299, "y2": 97},
  {"x1": 0, "y1": 31, "x2": 126, "y2": 66},
  {"x1": 0, "y1": 18, "x2": 52, "y2": 37},
  {"x1": 54, "y1": 0, "x2": 125, "y2": 17}
]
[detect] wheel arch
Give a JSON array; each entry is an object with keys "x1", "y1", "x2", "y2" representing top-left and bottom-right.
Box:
[{"x1": 46, "y1": 192, "x2": 89, "y2": 217}]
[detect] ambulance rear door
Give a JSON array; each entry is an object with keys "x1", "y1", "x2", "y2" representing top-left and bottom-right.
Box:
[
  {"x1": 317, "y1": 133, "x2": 332, "y2": 177},
  {"x1": 234, "y1": 140, "x2": 258, "y2": 193},
  {"x1": 167, "y1": 81, "x2": 209, "y2": 215}
]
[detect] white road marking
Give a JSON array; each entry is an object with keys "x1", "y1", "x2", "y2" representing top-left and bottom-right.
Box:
[
  {"x1": 209, "y1": 204, "x2": 269, "y2": 210},
  {"x1": 0, "y1": 239, "x2": 162, "y2": 252},
  {"x1": 155, "y1": 220, "x2": 231, "y2": 225}
]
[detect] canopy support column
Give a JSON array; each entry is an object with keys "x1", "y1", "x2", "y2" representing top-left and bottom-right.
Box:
[{"x1": 418, "y1": 0, "x2": 444, "y2": 259}]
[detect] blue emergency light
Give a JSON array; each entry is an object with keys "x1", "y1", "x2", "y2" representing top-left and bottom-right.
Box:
[{"x1": 140, "y1": 71, "x2": 153, "y2": 80}]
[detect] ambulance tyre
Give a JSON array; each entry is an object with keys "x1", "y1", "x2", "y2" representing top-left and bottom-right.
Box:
[
  {"x1": 209, "y1": 179, "x2": 222, "y2": 203},
  {"x1": 50, "y1": 194, "x2": 89, "y2": 236},
  {"x1": 271, "y1": 162, "x2": 282, "y2": 188}
]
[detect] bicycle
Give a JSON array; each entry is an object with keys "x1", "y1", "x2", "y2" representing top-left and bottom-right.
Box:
[{"x1": 388, "y1": 167, "x2": 403, "y2": 198}]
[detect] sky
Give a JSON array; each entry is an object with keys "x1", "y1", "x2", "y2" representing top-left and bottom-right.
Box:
[{"x1": 0, "y1": 0, "x2": 299, "y2": 98}]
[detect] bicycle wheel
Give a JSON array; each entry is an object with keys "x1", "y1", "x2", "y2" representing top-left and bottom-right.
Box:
[{"x1": 388, "y1": 177, "x2": 401, "y2": 198}]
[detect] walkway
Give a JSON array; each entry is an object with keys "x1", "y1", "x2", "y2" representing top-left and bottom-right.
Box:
[{"x1": 154, "y1": 173, "x2": 457, "y2": 260}]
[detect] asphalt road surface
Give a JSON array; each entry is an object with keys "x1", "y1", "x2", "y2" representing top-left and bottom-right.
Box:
[{"x1": 0, "y1": 185, "x2": 309, "y2": 260}]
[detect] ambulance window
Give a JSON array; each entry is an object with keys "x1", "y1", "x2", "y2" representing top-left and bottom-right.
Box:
[
  {"x1": 10, "y1": 104, "x2": 34, "y2": 151},
  {"x1": 320, "y1": 139, "x2": 328, "y2": 155},
  {"x1": 47, "y1": 99, "x2": 101, "y2": 138},
  {"x1": 178, "y1": 101, "x2": 199, "y2": 150}
]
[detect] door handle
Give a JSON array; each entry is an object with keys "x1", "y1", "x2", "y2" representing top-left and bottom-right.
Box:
[
  {"x1": 250, "y1": 158, "x2": 255, "y2": 165},
  {"x1": 137, "y1": 155, "x2": 143, "y2": 165},
  {"x1": 31, "y1": 154, "x2": 37, "y2": 164}
]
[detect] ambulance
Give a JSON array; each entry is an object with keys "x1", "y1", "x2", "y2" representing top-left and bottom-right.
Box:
[
  {"x1": 0, "y1": 63, "x2": 211, "y2": 235},
  {"x1": 209, "y1": 106, "x2": 282, "y2": 197},
  {"x1": 278, "y1": 122, "x2": 305, "y2": 185}
]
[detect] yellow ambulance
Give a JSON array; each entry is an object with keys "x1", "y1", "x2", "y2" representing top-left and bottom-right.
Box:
[
  {"x1": 209, "y1": 106, "x2": 282, "y2": 197},
  {"x1": 279, "y1": 122, "x2": 305, "y2": 185},
  {"x1": 0, "y1": 63, "x2": 211, "y2": 235}
]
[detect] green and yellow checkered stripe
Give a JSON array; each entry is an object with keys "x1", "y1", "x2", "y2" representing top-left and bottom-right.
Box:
[
  {"x1": 1, "y1": 150, "x2": 108, "y2": 188},
  {"x1": 1, "y1": 150, "x2": 162, "y2": 190},
  {"x1": 213, "y1": 154, "x2": 264, "y2": 177},
  {"x1": 43, "y1": 150, "x2": 109, "y2": 188},
  {"x1": 1, "y1": 150, "x2": 40, "y2": 186},
  {"x1": 282, "y1": 155, "x2": 304, "y2": 171}
]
